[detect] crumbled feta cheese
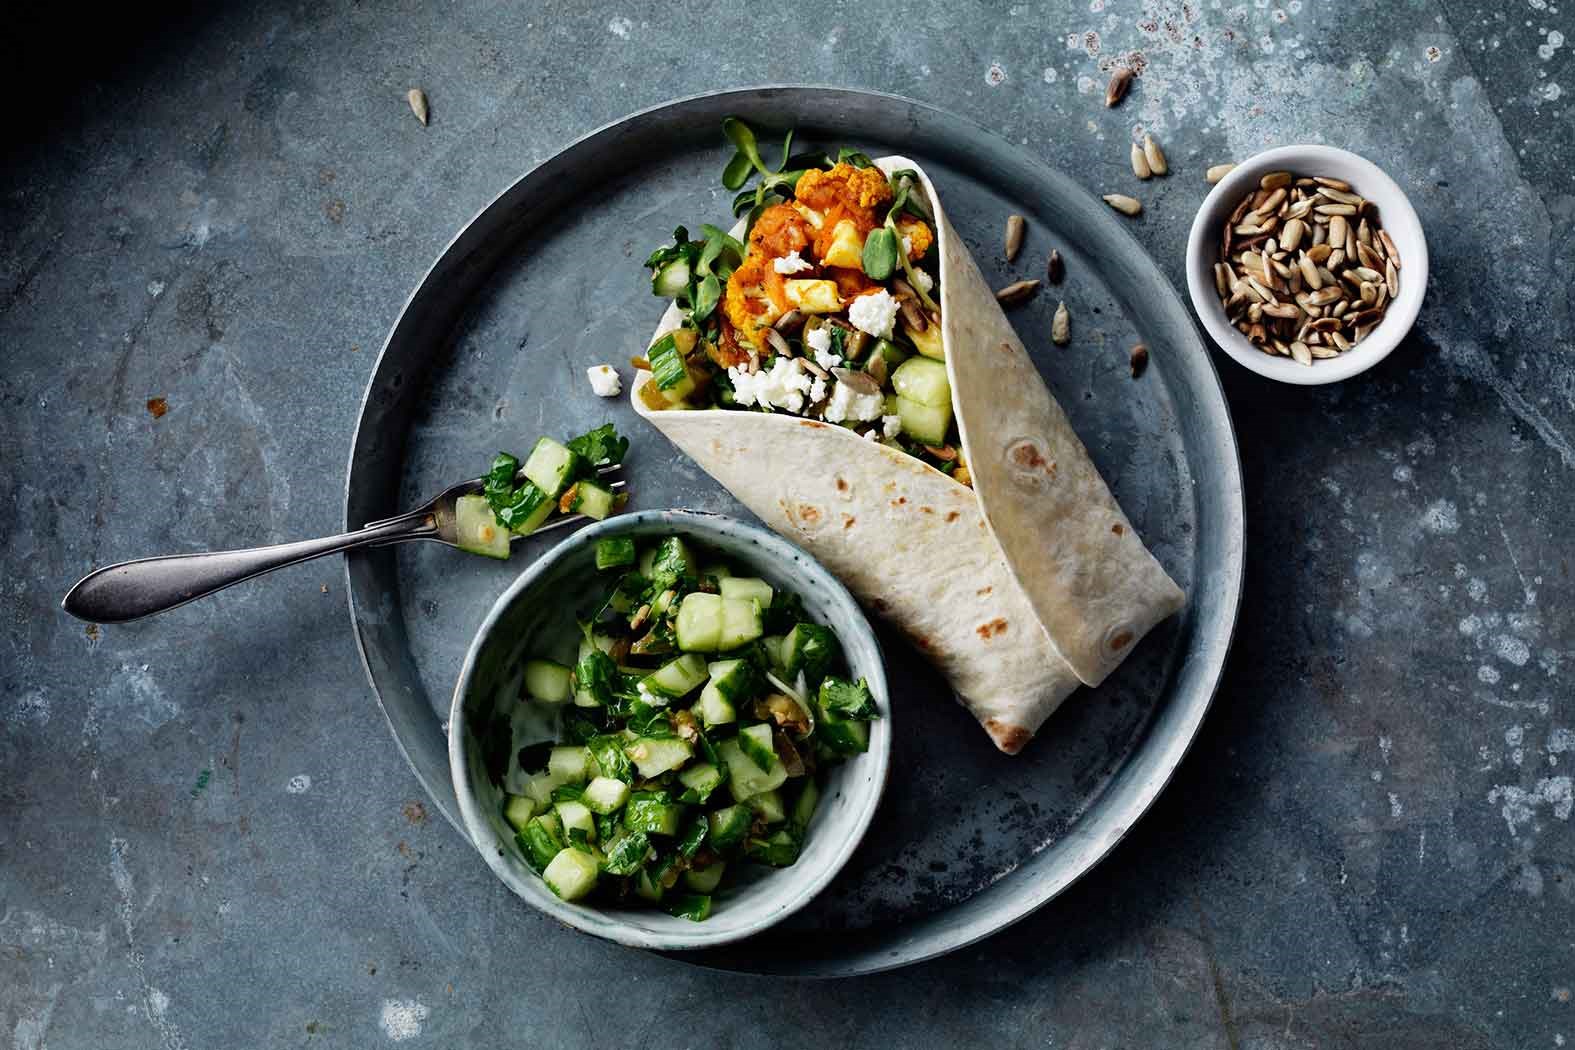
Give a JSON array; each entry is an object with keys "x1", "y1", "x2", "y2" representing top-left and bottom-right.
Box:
[
  {"x1": 848, "y1": 289, "x2": 899, "y2": 339},
  {"x1": 911, "y1": 268, "x2": 934, "y2": 295},
  {"x1": 773, "y1": 250, "x2": 812, "y2": 274},
  {"x1": 863, "y1": 428, "x2": 880, "y2": 441},
  {"x1": 809, "y1": 376, "x2": 828, "y2": 404},
  {"x1": 824, "y1": 380, "x2": 886, "y2": 424},
  {"x1": 901, "y1": 235, "x2": 913, "y2": 257},
  {"x1": 727, "y1": 358, "x2": 813, "y2": 414},
  {"x1": 586, "y1": 364, "x2": 621, "y2": 397},
  {"x1": 805, "y1": 325, "x2": 842, "y2": 370},
  {"x1": 882, "y1": 414, "x2": 903, "y2": 439}
]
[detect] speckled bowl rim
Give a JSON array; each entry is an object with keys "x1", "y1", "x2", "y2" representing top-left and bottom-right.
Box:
[
  {"x1": 1185, "y1": 144, "x2": 1429, "y2": 386},
  {"x1": 446, "y1": 508, "x2": 892, "y2": 951}
]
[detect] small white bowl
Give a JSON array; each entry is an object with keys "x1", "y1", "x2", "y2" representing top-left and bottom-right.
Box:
[{"x1": 1185, "y1": 144, "x2": 1428, "y2": 386}]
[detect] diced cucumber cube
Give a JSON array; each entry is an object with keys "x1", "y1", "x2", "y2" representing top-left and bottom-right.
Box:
[
  {"x1": 594, "y1": 537, "x2": 637, "y2": 570},
  {"x1": 780, "y1": 623, "x2": 841, "y2": 684},
  {"x1": 524, "y1": 659, "x2": 573, "y2": 704},
  {"x1": 542, "y1": 847, "x2": 600, "y2": 901},
  {"x1": 647, "y1": 333, "x2": 698, "y2": 405},
  {"x1": 790, "y1": 778, "x2": 821, "y2": 833},
  {"x1": 707, "y1": 804, "x2": 754, "y2": 850},
  {"x1": 746, "y1": 788, "x2": 786, "y2": 824},
  {"x1": 697, "y1": 681, "x2": 736, "y2": 727},
  {"x1": 502, "y1": 794, "x2": 537, "y2": 831},
  {"x1": 683, "y1": 861, "x2": 726, "y2": 894},
  {"x1": 745, "y1": 828, "x2": 801, "y2": 868},
  {"x1": 523, "y1": 770, "x2": 569, "y2": 806},
  {"x1": 664, "y1": 893, "x2": 713, "y2": 922},
  {"x1": 648, "y1": 536, "x2": 698, "y2": 589},
  {"x1": 718, "y1": 738, "x2": 786, "y2": 801},
  {"x1": 738, "y1": 723, "x2": 778, "y2": 773},
  {"x1": 719, "y1": 598, "x2": 764, "y2": 650},
  {"x1": 588, "y1": 734, "x2": 635, "y2": 782},
  {"x1": 815, "y1": 702, "x2": 871, "y2": 755},
  {"x1": 652, "y1": 256, "x2": 691, "y2": 299},
  {"x1": 581, "y1": 776, "x2": 630, "y2": 815},
  {"x1": 699, "y1": 563, "x2": 732, "y2": 581},
  {"x1": 601, "y1": 830, "x2": 652, "y2": 876},
  {"x1": 676, "y1": 762, "x2": 724, "y2": 804},
  {"x1": 453, "y1": 494, "x2": 510, "y2": 559},
  {"x1": 625, "y1": 736, "x2": 693, "y2": 779},
  {"x1": 522, "y1": 437, "x2": 583, "y2": 497},
  {"x1": 516, "y1": 813, "x2": 563, "y2": 872},
  {"x1": 760, "y1": 635, "x2": 787, "y2": 673},
  {"x1": 623, "y1": 792, "x2": 685, "y2": 837},
  {"x1": 570, "y1": 479, "x2": 616, "y2": 521},
  {"x1": 547, "y1": 746, "x2": 592, "y2": 782},
  {"x1": 554, "y1": 799, "x2": 597, "y2": 843},
  {"x1": 497, "y1": 480, "x2": 556, "y2": 535},
  {"x1": 641, "y1": 653, "x2": 708, "y2": 699},
  {"x1": 674, "y1": 592, "x2": 723, "y2": 652},
  {"x1": 896, "y1": 395, "x2": 953, "y2": 446},
  {"x1": 609, "y1": 571, "x2": 645, "y2": 613},
  {"x1": 718, "y1": 576, "x2": 773, "y2": 608},
  {"x1": 634, "y1": 867, "x2": 664, "y2": 902},
  {"x1": 706, "y1": 659, "x2": 760, "y2": 704}
]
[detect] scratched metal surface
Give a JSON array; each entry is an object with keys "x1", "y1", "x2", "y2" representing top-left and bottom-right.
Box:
[
  {"x1": 4, "y1": 0, "x2": 1573, "y2": 1046},
  {"x1": 346, "y1": 87, "x2": 1239, "y2": 975}
]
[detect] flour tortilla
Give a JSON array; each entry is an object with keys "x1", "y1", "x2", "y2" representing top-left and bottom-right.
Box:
[{"x1": 630, "y1": 156, "x2": 1183, "y2": 753}]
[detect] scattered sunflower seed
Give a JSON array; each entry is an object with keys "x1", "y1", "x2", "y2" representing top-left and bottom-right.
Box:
[
  {"x1": 995, "y1": 279, "x2": 1040, "y2": 306},
  {"x1": 407, "y1": 88, "x2": 429, "y2": 126},
  {"x1": 1046, "y1": 248, "x2": 1065, "y2": 284},
  {"x1": 1142, "y1": 134, "x2": 1168, "y2": 176},
  {"x1": 1130, "y1": 343, "x2": 1149, "y2": 378},
  {"x1": 1105, "y1": 67, "x2": 1133, "y2": 108},
  {"x1": 1005, "y1": 214, "x2": 1026, "y2": 261},
  {"x1": 1103, "y1": 193, "x2": 1142, "y2": 216},
  {"x1": 1206, "y1": 163, "x2": 1237, "y2": 183},
  {"x1": 1130, "y1": 142, "x2": 1152, "y2": 180},
  {"x1": 1259, "y1": 171, "x2": 1293, "y2": 190},
  {"x1": 1051, "y1": 301, "x2": 1071, "y2": 345}
]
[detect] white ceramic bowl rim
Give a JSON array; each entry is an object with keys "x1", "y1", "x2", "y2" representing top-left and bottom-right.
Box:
[
  {"x1": 1185, "y1": 144, "x2": 1429, "y2": 386},
  {"x1": 447, "y1": 508, "x2": 892, "y2": 951}
]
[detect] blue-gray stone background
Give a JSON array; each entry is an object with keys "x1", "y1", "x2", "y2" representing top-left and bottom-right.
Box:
[{"x1": 3, "y1": 1, "x2": 1573, "y2": 1046}]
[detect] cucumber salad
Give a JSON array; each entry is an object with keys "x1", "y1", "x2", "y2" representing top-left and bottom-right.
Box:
[
  {"x1": 455, "y1": 424, "x2": 629, "y2": 559},
  {"x1": 637, "y1": 119, "x2": 970, "y2": 486},
  {"x1": 491, "y1": 533, "x2": 879, "y2": 919}
]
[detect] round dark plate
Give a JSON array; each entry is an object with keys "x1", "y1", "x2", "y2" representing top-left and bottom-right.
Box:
[{"x1": 343, "y1": 86, "x2": 1243, "y2": 976}]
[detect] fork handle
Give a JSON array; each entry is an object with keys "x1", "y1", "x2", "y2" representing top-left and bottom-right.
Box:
[{"x1": 60, "y1": 513, "x2": 434, "y2": 624}]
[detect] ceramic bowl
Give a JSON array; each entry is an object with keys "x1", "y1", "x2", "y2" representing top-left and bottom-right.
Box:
[
  {"x1": 447, "y1": 509, "x2": 891, "y2": 950},
  {"x1": 1185, "y1": 144, "x2": 1428, "y2": 385}
]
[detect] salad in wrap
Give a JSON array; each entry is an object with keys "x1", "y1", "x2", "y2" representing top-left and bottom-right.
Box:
[{"x1": 630, "y1": 121, "x2": 1184, "y2": 753}]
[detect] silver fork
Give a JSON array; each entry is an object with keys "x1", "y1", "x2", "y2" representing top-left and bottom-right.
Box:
[{"x1": 60, "y1": 464, "x2": 626, "y2": 624}]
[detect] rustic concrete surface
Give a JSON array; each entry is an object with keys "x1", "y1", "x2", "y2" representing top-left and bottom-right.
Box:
[{"x1": 3, "y1": 1, "x2": 1573, "y2": 1047}]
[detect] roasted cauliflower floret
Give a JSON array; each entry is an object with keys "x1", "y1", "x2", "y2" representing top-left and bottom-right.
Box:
[{"x1": 897, "y1": 216, "x2": 933, "y2": 259}]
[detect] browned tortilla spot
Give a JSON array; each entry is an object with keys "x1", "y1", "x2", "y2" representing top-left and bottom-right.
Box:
[
  {"x1": 891, "y1": 496, "x2": 907, "y2": 507},
  {"x1": 1011, "y1": 442, "x2": 1046, "y2": 469},
  {"x1": 835, "y1": 478, "x2": 848, "y2": 493},
  {"x1": 977, "y1": 585, "x2": 992, "y2": 596},
  {"x1": 945, "y1": 510, "x2": 960, "y2": 522},
  {"x1": 842, "y1": 515, "x2": 856, "y2": 529},
  {"x1": 984, "y1": 719, "x2": 1031, "y2": 755},
  {"x1": 1112, "y1": 523, "x2": 1125, "y2": 535},
  {"x1": 919, "y1": 506, "x2": 934, "y2": 515},
  {"x1": 976, "y1": 617, "x2": 1009, "y2": 639},
  {"x1": 1108, "y1": 629, "x2": 1134, "y2": 651},
  {"x1": 799, "y1": 419, "x2": 826, "y2": 428},
  {"x1": 798, "y1": 504, "x2": 821, "y2": 525}
]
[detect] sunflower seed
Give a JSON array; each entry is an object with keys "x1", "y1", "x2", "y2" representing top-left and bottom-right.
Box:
[
  {"x1": 800, "y1": 356, "x2": 829, "y2": 379},
  {"x1": 1206, "y1": 163, "x2": 1237, "y2": 183},
  {"x1": 1385, "y1": 260, "x2": 1399, "y2": 297},
  {"x1": 1290, "y1": 341, "x2": 1313, "y2": 366},
  {"x1": 864, "y1": 350, "x2": 889, "y2": 386},
  {"x1": 1345, "y1": 224, "x2": 1358, "y2": 259},
  {"x1": 764, "y1": 327, "x2": 793, "y2": 357},
  {"x1": 1143, "y1": 134, "x2": 1169, "y2": 175},
  {"x1": 1315, "y1": 203, "x2": 1358, "y2": 216},
  {"x1": 1214, "y1": 263, "x2": 1230, "y2": 298},
  {"x1": 1357, "y1": 218, "x2": 1373, "y2": 246},
  {"x1": 1351, "y1": 266, "x2": 1383, "y2": 283},
  {"x1": 1246, "y1": 276, "x2": 1277, "y2": 303},
  {"x1": 1356, "y1": 241, "x2": 1384, "y2": 271},
  {"x1": 1331, "y1": 330, "x2": 1352, "y2": 351},
  {"x1": 1326, "y1": 248, "x2": 1346, "y2": 271},
  {"x1": 1130, "y1": 143, "x2": 1152, "y2": 180},
  {"x1": 1260, "y1": 171, "x2": 1293, "y2": 190},
  {"x1": 899, "y1": 297, "x2": 927, "y2": 333},
  {"x1": 995, "y1": 279, "x2": 1040, "y2": 305},
  {"x1": 1311, "y1": 345, "x2": 1340, "y2": 358},
  {"x1": 1313, "y1": 176, "x2": 1351, "y2": 191},
  {"x1": 1103, "y1": 193, "x2": 1142, "y2": 216},
  {"x1": 1005, "y1": 214, "x2": 1026, "y2": 261},
  {"x1": 1105, "y1": 68, "x2": 1133, "y2": 107},
  {"x1": 1286, "y1": 198, "x2": 1315, "y2": 220},
  {"x1": 1328, "y1": 214, "x2": 1348, "y2": 251},
  {"x1": 1297, "y1": 252, "x2": 1322, "y2": 289},
  {"x1": 1306, "y1": 286, "x2": 1343, "y2": 307},
  {"x1": 1359, "y1": 282, "x2": 1377, "y2": 305},
  {"x1": 1306, "y1": 243, "x2": 1332, "y2": 264},
  {"x1": 1047, "y1": 248, "x2": 1065, "y2": 284},
  {"x1": 407, "y1": 88, "x2": 429, "y2": 125},
  {"x1": 1348, "y1": 308, "x2": 1383, "y2": 329},
  {"x1": 1280, "y1": 218, "x2": 1306, "y2": 252},
  {"x1": 1308, "y1": 316, "x2": 1343, "y2": 332},
  {"x1": 773, "y1": 309, "x2": 805, "y2": 334},
  {"x1": 1316, "y1": 186, "x2": 1363, "y2": 206},
  {"x1": 1130, "y1": 343, "x2": 1149, "y2": 377},
  {"x1": 1254, "y1": 188, "x2": 1287, "y2": 216},
  {"x1": 1331, "y1": 300, "x2": 1350, "y2": 318},
  {"x1": 1379, "y1": 229, "x2": 1400, "y2": 267},
  {"x1": 1051, "y1": 301, "x2": 1071, "y2": 345},
  {"x1": 1262, "y1": 302, "x2": 1301, "y2": 319}
]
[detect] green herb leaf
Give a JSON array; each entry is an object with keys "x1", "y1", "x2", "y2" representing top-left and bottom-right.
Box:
[
  {"x1": 565, "y1": 423, "x2": 629, "y2": 466},
  {"x1": 777, "y1": 128, "x2": 795, "y2": 172},
  {"x1": 573, "y1": 650, "x2": 618, "y2": 708},
  {"x1": 721, "y1": 117, "x2": 768, "y2": 175},
  {"x1": 602, "y1": 831, "x2": 652, "y2": 876},
  {"x1": 483, "y1": 452, "x2": 520, "y2": 514},
  {"x1": 721, "y1": 150, "x2": 753, "y2": 191},
  {"x1": 861, "y1": 227, "x2": 900, "y2": 281},
  {"x1": 677, "y1": 815, "x2": 709, "y2": 858},
  {"x1": 838, "y1": 147, "x2": 875, "y2": 169},
  {"x1": 692, "y1": 273, "x2": 721, "y2": 323},
  {"x1": 589, "y1": 733, "x2": 635, "y2": 782},
  {"x1": 818, "y1": 676, "x2": 879, "y2": 721}
]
